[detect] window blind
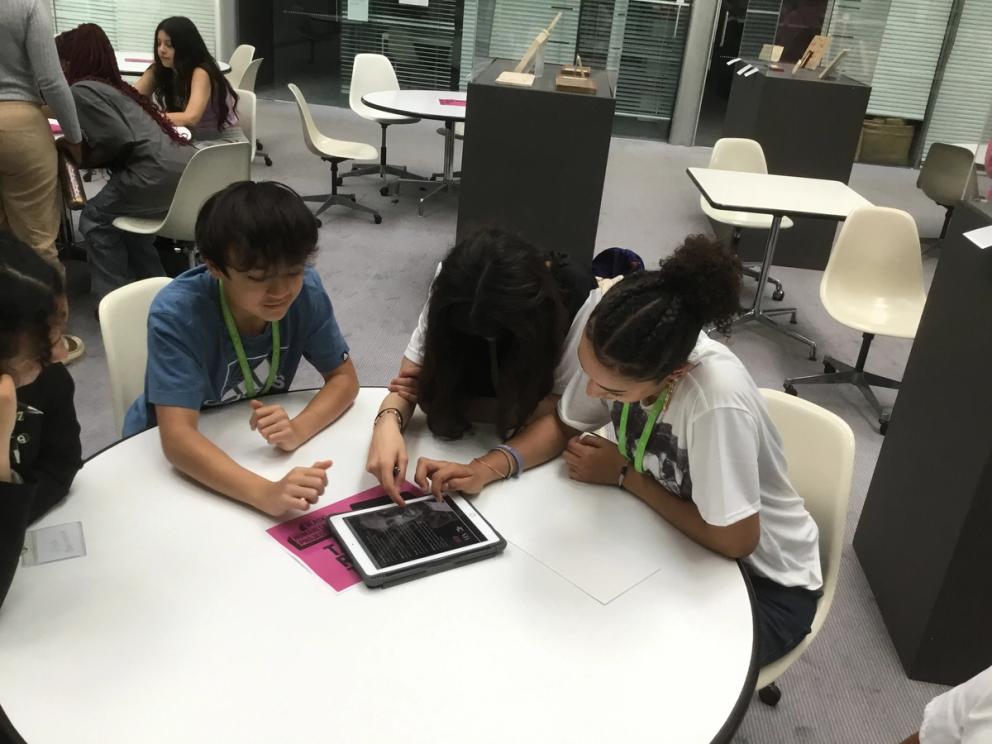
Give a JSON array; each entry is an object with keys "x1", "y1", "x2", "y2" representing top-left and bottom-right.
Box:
[
  {"x1": 739, "y1": 0, "x2": 782, "y2": 59},
  {"x1": 922, "y1": 0, "x2": 992, "y2": 157},
  {"x1": 486, "y1": 1, "x2": 581, "y2": 67},
  {"x1": 50, "y1": 0, "x2": 217, "y2": 57},
  {"x1": 341, "y1": 0, "x2": 460, "y2": 92}
]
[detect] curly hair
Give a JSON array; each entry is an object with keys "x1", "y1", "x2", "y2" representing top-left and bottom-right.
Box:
[
  {"x1": 419, "y1": 229, "x2": 570, "y2": 439},
  {"x1": 151, "y1": 16, "x2": 238, "y2": 132},
  {"x1": 55, "y1": 23, "x2": 187, "y2": 145},
  {"x1": 587, "y1": 234, "x2": 742, "y2": 381},
  {"x1": 0, "y1": 232, "x2": 64, "y2": 375}
]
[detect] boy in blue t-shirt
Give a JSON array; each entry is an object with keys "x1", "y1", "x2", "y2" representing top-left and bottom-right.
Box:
[{"x1": 123, "y1": 181, "x2": 359, "y2": 517}]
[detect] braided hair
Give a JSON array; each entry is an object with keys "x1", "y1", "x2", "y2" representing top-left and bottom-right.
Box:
[
  {"x1": 419, "y1": 229, "x2": 570, "y2": 439},
  {"x1": 55, "y1": 24, "x2": 187, "y2": 145},
  {"x1": 587, "y1": 235, "x2": 742, "y2": 381}
]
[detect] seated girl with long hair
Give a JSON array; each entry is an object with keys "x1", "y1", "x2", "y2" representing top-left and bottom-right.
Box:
[
  {"x1": 0, "y1": 231, "x2": 82, "y2": 608},
  {"x1": 55, "y1": 23, "x2": 193, "y2": 300},
  {"x1": 134, "y1": 16, "x2": 240, "y2": 142},
  {"x1": 414, "y1": 236, "x2": 823, "y2": 668},
  {"x1": 365, "y1": 229, "x2": 595, "y2": 505}
]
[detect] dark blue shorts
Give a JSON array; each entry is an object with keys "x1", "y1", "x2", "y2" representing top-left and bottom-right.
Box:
[{"x1": 749, "y1": 572, "x2": 822, "y2": 668}]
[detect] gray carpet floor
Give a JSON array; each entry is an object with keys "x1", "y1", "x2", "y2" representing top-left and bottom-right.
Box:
[{"x1": 63, "y1": 98, "x2": 975, "y2": 743}]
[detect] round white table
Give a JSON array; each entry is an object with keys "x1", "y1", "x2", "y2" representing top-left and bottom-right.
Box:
[
  {"x1": 115, "y1": 51, "x2": 231, "y2": 77},
  {"x1": 361, "y1": 90, "x2": 467, "y2": 215},
  {"x1": 0, "y1": 389, "x2": 755, "y2": 743}
]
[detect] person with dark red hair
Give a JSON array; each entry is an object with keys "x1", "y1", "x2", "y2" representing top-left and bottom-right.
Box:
[{"x1": 54, "y1": 23, "x2": 192, "y2": 300}]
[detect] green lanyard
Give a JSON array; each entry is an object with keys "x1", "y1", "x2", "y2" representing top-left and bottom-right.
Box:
[
  {"x1": 219, "y1": 280, "x2": 281, "y2": 398},
  {"x1": 617, "y1": 384, "x2": 672, "y2": 474}
]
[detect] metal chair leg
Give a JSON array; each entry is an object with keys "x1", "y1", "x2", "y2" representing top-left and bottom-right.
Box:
[{"x1": 301, "y1": 158, "x2": 382, "y2": 224}]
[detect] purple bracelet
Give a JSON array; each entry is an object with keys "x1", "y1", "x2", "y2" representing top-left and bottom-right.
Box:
[{"x1": 494, "y1": 444, "x2": 523, "y2": 478}]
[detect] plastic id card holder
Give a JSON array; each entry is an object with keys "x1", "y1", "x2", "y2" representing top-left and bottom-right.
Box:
[{"x1": 22, "y1": 521, "x2": 87, "y2": 566}]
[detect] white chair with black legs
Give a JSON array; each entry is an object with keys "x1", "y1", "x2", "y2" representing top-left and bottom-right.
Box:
[
  {"x1": 237, "y1": 58, "x2": 272, "y2": 167},
  {"x1": 344, "y1": 53, "x2": 422, "y2": 188},
  {"x1": 701, "y1": 138, "x2": 789, "y2": 301},
  {"x1": 113, "y1": 141, "x2": 252, "y2": 267},
  {"x1": 99, "y1": 277, "x2": 172, "y2": 435},
  {"x1": 224, "y1": 44, "x2": 255, "y2": 88},
  {"x1": 784, "y1": 206, "x2": 927, "y2": 434},
  {"x1": 287, "y1": 83, "x2": 382, "y2": 224},
  {"x1": 235, "y1": 89, "x2": 258, "y2": 170},
  {"x1": 755, "y1": 389, "x2": 855, "y2": 707}
]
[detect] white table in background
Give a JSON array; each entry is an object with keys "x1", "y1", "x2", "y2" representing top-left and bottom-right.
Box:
[
  {"x1": 0, "y1": 389, "x2": 755, "y2": 744},
  {"x1": 362, "y1": 90, "x2": 467, "y2": 215},
  {"x1": 687, "y1": 167, "x2": 872, "y2": 359},
  {"x1": 115, "y1": 51, "x2": 231, "y2": 77}
]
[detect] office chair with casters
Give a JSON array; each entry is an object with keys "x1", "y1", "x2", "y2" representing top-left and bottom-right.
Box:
[
  {"x1": 287, "y1": 83, "x2": 382, "y2": 224},
  {"x1": 113, "y1": 141, "x2": 252, "y2": 267},
  {"x1": 701, "y1": 138, "x2": 788, "y2": 301},
  {"x1": 755, "y1": 389, "x2": 855, "y2": 707},
  {"x1": 783, "y1": 207, "x2": 926, "y2": 435},
  {"x1": 224, "y1": 44, "x2": 255, "y2": 88},
  {"x1": 237, "y1": 58, "x2": 272, "y2": 166},
  {"x1": 917, "y1": 143, "x2": 979, "y2": 243},
  {"x1": 99, "y1": 277, "x2": 173, "y2": 435},
  {"x1": 344, "y1": 54, "x2": 423, "y2": 184}
]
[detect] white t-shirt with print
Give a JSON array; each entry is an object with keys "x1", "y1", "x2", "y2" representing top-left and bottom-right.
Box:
[
  {"x1": 403, "y1": 263, "x2": 594, "y2": 396},
  {"x1": 921, "y1": 666, "x2": 992, "y2": 744},
  {"x1": 557, "y1": 290, "x2": 822, "y2": 591}
]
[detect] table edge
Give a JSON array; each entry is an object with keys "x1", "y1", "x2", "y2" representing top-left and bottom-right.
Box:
[
  {"x1": 360, "y1": 92, "x2": 466, "y2": 122},
  {"x1": 686, "y1": 167, "x2": 867, "y2": 222},
  {"x1": 78, "y1": 386, "x2": 759, "y2": 741}
]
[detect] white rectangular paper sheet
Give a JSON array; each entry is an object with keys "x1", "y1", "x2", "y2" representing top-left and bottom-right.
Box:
[
  {"x1": 399, "y1": 0, "x2": 429, "y2": 6},
  {"x1": 963, "y1": 224, "x2": 992, "y2": 249},
  {"x1": 22, "y1": 522, "x2": 86, "y2": 566},
  {"x1": 348, "y1": 0, "x2": 369, "y2": 21}
]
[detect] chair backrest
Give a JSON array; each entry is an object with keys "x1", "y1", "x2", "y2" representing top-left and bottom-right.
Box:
[
  {"x1": 349, "y1": 53, "x2": 401, "y2": 113},
  {"x1": 236, "y1": 89, "x2": 257, "y2": 165},
  {"x1": 760, "y1": 389, "x2": 855, "y2": 630},
  {"x1": 155, "y1": 141, "x2": 252, "y2": 241},
  {"x1": 98, "y1": 277, "x2": 173, "y2": 435},
  {"x1": 287, "y1": 83, "x2": 326, "y2": 158},
  {"x1": 239, "y1": 57, "x2": 264, "y2": 93},
  {"x1": 225, "y1": 44, "x2": 256, "y2": 88},
  {"x1": 708, "y1": 138, "x2": 769, "y2": 174},
  {"x1": 918, "y1": 142, "x2": 980, "y2": 206},
  {"x1": 820, "y1": 206, "x2": 926, "y2": 324}
]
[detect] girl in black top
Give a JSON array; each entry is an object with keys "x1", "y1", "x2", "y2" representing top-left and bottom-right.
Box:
[
  {"x1": 0, "y1": 231, "x2": 82, "y2": 609},
  {"x1": 366, "y1": 228, "x2": 594, "y2": 504}
]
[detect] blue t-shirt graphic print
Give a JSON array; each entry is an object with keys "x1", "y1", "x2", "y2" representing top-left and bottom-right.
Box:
[{"x1": 122, "y1": 265, "x2": 349, "y2": 436}]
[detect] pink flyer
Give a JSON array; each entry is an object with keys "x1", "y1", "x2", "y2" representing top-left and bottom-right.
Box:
[
  {"x1": 438, "y1": 98, "x2": 467, "y2": 106},
  {"x1": 267, "y1": 482, "x2": 420, "y2": 591}
]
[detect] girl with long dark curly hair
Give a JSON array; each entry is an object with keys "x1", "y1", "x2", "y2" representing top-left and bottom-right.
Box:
[
  {"x1": 55, "y1": 23, "x2": 193, "y2": 299},
  {"x1": 134, "y1": 16, "x2": 239, "y2": 142},
  {"x1": 415, "y1": 235, "x2": 823, "y2": 668},
  {"x1": 365, "y1": 228, "x2": 595, "y2": 505}
]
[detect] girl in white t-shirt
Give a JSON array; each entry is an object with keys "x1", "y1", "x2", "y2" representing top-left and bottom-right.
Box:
[
  {"x1": 415, "y1": 235, "x2": 823, "y2": 667},
  {"x1": 366, "y1": 229, "x2": 594, "y2": 505}
]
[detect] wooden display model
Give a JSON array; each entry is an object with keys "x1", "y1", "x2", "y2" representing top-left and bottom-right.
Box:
[
  {"x1": 555, "y1": 56, "x2": 597, "y2": 94},
  {"x1": 793, "y1": 35, "x2": 831, "y2": 73},
  {"x1": 496, "y1": 12, "x2": 562, "y2": 88}
]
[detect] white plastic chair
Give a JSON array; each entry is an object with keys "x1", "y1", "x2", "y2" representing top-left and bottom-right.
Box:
[
  {"x1": 343, "y1": 53, "x2": 421, "y2": 182},
  {"x1": 756, "y1": 388, "x2": 855, "y2": 706},
  {"x1": 784, "y1": 206, "x2": 927, "y2": 434},
  {"x1": 702, "y1": 138, "x2": 789, "y2": 301},
  {"x1": 234, "y1": 59, "x2": 272, "y2": 167},
  {"x1": 287, "y1": 83, "x2": 381, "y2": 224},
  {"x1": 113, "y1": 141, "x2": 252, "y2": 265},
  {"x1": 98, "y1": 277, "x2": 173, "y2": 435},
  {"x1": 236, "y1": 89, "x2": 258, "y2": 169},
  {"x1": 224, "y1": 44, "x2": 255, "y2": 88}
]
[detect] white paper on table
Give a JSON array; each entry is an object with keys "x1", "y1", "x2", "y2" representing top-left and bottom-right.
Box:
[
  {"x1": 22, "y1": 522, "x2": 86, "y2": 566},
  {"x1": 399, "y1": 0, "x2": 429, "y2": 6},
  {"x1": 347, "y1": 0, "x2": 369, "y2": 21},
  {"x1": 963, "y1": 224, "x2": 992, "y2": 249}
]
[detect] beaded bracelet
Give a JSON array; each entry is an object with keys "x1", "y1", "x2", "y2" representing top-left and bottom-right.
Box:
[{"x1": 374, "y1": 407, "x2": 404, "y2": 430}]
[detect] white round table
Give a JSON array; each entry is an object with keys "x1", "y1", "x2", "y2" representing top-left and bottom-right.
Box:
[
  {"x1": 361, "y1": 90, "x2": 467, "y2": 215},
  {"x1": 0, "y1": 389, "x2": 755, "y2": 743},
  {"x1": 115, "y1": 51, "x2": 231, "y2": 77}
]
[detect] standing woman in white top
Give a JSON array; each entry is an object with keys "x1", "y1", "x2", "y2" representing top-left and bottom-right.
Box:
[
  {"x1": 0, "y1": 0, "x2": 85, "y2": 360},
  {"x1": 416, "y1": 236, "x2": 824, "y2": 667}
]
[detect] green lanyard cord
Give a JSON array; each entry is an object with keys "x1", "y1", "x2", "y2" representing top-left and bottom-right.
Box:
[
  {"x1": 219, "y1": 279, "x2": 281, "y2": 398},
  {"x1": 617, "y1": 384, "x2": 672, "y2": 474}
]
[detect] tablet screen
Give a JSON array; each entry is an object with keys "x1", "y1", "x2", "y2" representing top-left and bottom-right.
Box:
[{"x1": 343, "y1": 497, "x2": 485, "y2": 569}]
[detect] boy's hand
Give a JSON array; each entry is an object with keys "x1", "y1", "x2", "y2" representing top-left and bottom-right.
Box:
[
  {"x1": 562, "y1": 435, "x2": 626, "y2": 486},
  {"x1": 255, "y1": 460, "x2": 332, "y2": 517},
  {"x1": 0, "y1": 375, "x2": 17, "y2": 482},
  {"x1": 249, "y1": 399, "x2": 304, "y2": 451}
]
